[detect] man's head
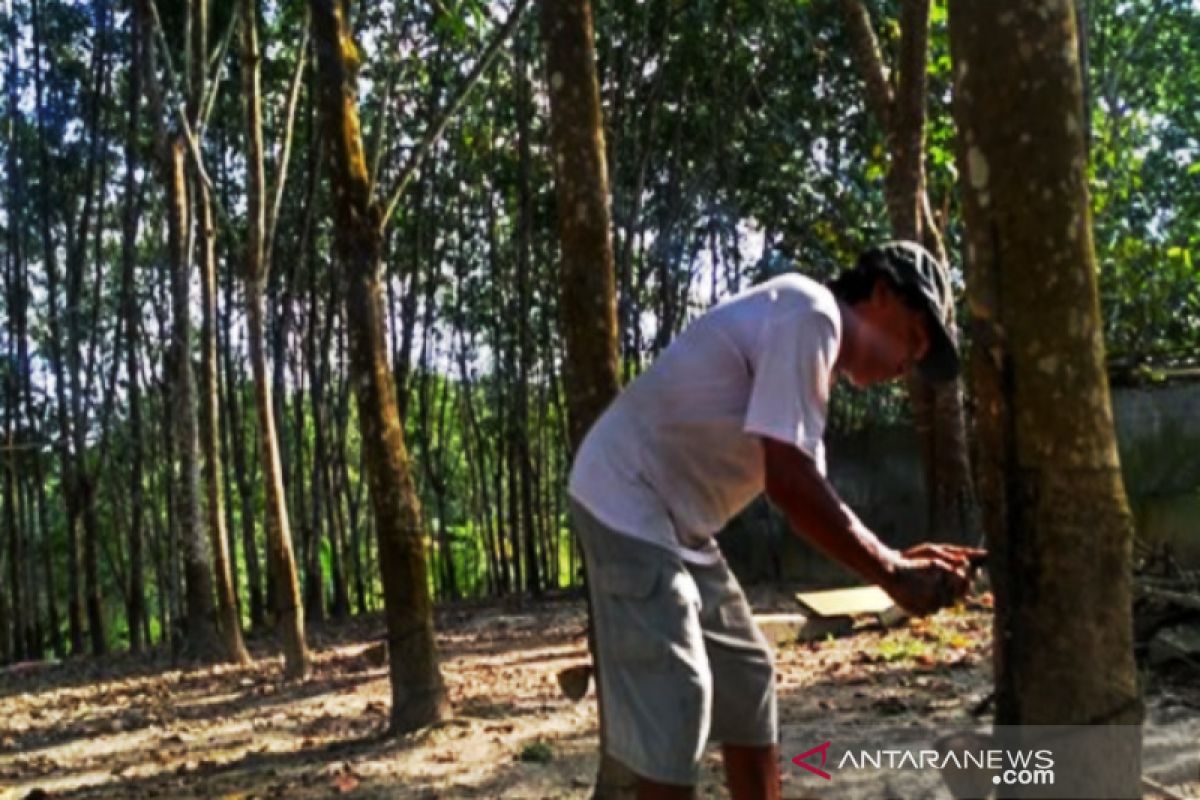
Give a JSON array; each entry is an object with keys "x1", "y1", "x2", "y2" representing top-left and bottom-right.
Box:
[{"x1": 830, "y1": 241, "x2": 960, "y2": 387}]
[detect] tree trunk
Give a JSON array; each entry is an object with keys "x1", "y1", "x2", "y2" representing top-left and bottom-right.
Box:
[
  {"x1": 34, "y1": 459, "x2": 62, "y2": 656},
  {"x1": 3, "y1": 2, "x2": 27, "y2": 662},
  {"x1": 840, "y1": 0, "x2": 981, "y2": 544},
  {"x1": 31, "y1": 0, "x2": 84, "y2": 657},
  {"x1": 540, "y1": 1, "x2": 633, "y2": 796},
  {"x1": 222, "y1": 275, "x2": 265, "y2": 629},
  {"x1": 241, "y1": 0, "x2": 310, "y2": 679},
  {"x1": 166, "y1": 134, "x2": 224, "y2": 660},
  {"x1": 515, "y1": 34, "x2": 540, "y2": 597},
  {"x1": 186, "y1": 0, "x2": 250, "y2": 664},
  {"x1": 198, "y1": 185, "x2": 250, "y2": 663},
  {"x1": 304, "y1": 269, "x2": 328, "y2": 622},
  {"x1": 310, "y1": 0, "x2": 448, "y2": 733},
  {"x1": 121, "y1": 8, "x2": 148, "y2": 653},
  {"x1": 949, "y1": 1, "x2": 1141, "y2": 794},
  {"x1": 247, "y1": 285, "x2": 310, "y2": 676}
]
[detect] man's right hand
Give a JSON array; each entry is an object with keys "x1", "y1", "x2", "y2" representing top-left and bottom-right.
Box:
[{"x1": 881, "y1": 544, "x2": 984, "y2": 616}]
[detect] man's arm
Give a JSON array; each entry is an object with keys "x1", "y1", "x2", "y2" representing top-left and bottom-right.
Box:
[{"x1": 762, "y1": 437, "x2": 979, "y2": 614}]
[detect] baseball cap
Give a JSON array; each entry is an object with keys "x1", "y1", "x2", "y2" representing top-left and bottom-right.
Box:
[{"x1": 865, "y1": 241, "x2": 961, "y2": 382}]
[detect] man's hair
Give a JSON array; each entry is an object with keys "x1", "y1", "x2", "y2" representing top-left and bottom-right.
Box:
[{"x1": 829, "y1": 249, "x2": 931, "y2": 314}]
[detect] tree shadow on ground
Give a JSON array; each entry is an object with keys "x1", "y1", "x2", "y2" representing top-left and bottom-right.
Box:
[{"x1": 2, "y1": 650, "x2": 384, "y2": 763}]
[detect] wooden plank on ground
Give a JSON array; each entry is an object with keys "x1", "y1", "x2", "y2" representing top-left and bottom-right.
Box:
[{"x1": 795, "y1": 585, "x2": 896, "y2": 618}]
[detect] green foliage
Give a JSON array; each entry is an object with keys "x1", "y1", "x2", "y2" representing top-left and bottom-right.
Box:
[
  {"x1": 518, "y1": 740, "x2": 554, "y2": 763},
  {"x1": 1089, "y1": 0, "x2": 1200, "y2": 361}
]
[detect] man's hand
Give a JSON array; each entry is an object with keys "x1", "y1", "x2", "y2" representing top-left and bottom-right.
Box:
[{"x1": 881, "y1": 544, "x2": 987, "y2": 616}]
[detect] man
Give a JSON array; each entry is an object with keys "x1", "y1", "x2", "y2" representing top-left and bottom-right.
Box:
[{"x1": 568, "y1": 241, "x2": 985, "y2": 800}]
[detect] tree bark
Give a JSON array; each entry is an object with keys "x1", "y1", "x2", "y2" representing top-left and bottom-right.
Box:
[
  {"x1": 949, "y1": 1, "x2": 1141, "y2": 794},
  {"x1": 186, "y1": 0, "x2": 250, "y2": 664},
  {"x1": 121, "y1": 7, "x2": 148, "y2": 653},
  {"x1": 197, "y1": 183, "x2": 250, "y2": 663},
  {"x1": 515, "y1": 34, "x2": 540, "y2": 597},
  {"x1": 166, "y1": 134, "x2": 225, "y2": 660},
  {"x1": 241, "y1": 0, "x2": 310, "y2": 678},
  {"x1": 841, "y1": 0, "x2": 981, "y2": 544},
  {"x1": 540, "y1": 1, "x2": 632, "y2": 796},
  {"x1": 222, "y1": 276, "x2": 265, "y2": 629},
  {"x1": 32, "y1": 0, "x2": 84, "y2": 657},
  {"x1": 310, "y1": 0, "x2": 449, "y2": 732},
  {"x1": 4, "y1": 0, "x2": 28, "y2": 662}
]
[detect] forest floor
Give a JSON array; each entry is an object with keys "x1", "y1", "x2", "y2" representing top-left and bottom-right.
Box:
[{"x1": 2, "y1": 592, "x2": 1197, "y2": 800}]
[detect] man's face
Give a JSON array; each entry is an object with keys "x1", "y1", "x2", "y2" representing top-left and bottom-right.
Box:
[{"x1": 841, "y1": 280, "x2": 931, "y2": 388}]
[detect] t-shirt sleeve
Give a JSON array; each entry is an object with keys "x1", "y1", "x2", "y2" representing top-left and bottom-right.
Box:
[{"x1": 742, "y1": 304, "x2": 838, "y2": 473}]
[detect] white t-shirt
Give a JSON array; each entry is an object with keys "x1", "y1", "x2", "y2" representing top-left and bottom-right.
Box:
[{"x1": 569, "y1": 273, "x2": 842, "y2": 564}]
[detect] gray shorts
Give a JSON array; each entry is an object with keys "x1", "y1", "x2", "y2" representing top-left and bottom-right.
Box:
[{"x1": 571, "y1": 500, "x2": 777, "y2": 786}]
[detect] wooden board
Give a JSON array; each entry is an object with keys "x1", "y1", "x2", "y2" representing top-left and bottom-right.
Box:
[{"x1": 795, "y1": 585, "x2": 896, "y2": 618}]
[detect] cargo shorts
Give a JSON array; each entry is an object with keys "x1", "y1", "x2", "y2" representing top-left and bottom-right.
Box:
[{"x1": 571, "y1": 500, "x2": 778, "y2": 786}]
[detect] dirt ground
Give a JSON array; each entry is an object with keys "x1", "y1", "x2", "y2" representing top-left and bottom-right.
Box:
[{"x1": 1, "y1": 593, "x2": 1195, "y2": 799}]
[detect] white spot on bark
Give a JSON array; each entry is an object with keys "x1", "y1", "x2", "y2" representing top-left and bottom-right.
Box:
[
  {"x1": 550, "y1": 72, "x2": 564, "y2": 91},
  {"x1": 1038, "y1": 354, "x2": 1058, "y2": 374},
  {"x1": 968, "y1": 147, "x2": 989, "y2": 189},
  {"x1": 1065, "y1": 113, "x2": 1079, "y2": 136},
  {"x1": 998, "y1": 11, "x2": 1016, "y2": 25},
  {"x1": 574, "y1": 201, "x2": 589, "y2": 223}
]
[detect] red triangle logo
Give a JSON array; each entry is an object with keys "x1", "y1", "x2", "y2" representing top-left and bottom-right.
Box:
[{"x1": 791, "y1": 740, "x2": 832, "y2": 780}]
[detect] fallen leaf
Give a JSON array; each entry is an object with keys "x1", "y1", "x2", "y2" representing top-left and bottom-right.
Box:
[{"x1": 333, "y1": 772, "x2": 360, "y2": 794}]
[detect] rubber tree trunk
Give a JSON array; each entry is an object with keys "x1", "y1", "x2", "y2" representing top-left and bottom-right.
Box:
[
  {"x1": 310, "y1": 0, "x2": 448, "y2": 733},
  {"x1": 949, "y1": 1, "x2": 1141, "y2": 794},
  {"x1": 840, "y1": 0, "x2": 981, "y2": 544},
  {"x1": 120, "y1": 6, "x2": 147, "y2": 653},
  {"x1": 167, "y1": 134, "x2": 224, "y2": 660},
  {"x1": 240, "y1": 0, "x2": 310, "y2": 679},
  {"x1": 198, "y1": 184, "x2": 251, "y2": 664},
  {"x1": 540, "y1": 1, "x2": 633, "y2": 796}
]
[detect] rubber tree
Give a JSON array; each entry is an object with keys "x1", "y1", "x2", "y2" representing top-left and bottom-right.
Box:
[
  {"x1": 193, "y1": 0, "x2": 250, "y2": 665},
  {"x1": 240, "y1": 0, "x2": 310, "y2": 678},
  {"x1": 949, "y1": 0, "x2": 1141, "y2": 794},
  {"x1": 840, "y1": 0, "x2": 981, "y2": 545},
  {"x1": 540, "y1": 1, "x2": 632, "y2": 796}
]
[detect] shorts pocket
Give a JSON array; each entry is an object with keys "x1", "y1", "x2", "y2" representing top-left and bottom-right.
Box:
[{"x1": 594, "y1": 561, "x2": 671, "y2": 666}]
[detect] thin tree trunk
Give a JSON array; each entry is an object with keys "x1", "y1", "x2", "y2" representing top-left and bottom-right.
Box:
[
  {"x1": 515, "y1": 35, "x2": 540, "y2": 596},
  {"x1": 311, "y1": 0, "x2": 448, "y2": 732},
  {"x1": 840, "y1": 0, "x2": 980, "y2": 544},
  {"x1": 540, "y1": 1, "x2": 633, "y2": 796},
  {"x1": 223, "y1": 278, "x2": 265, "y2": 629},
  {"x1": 121, "y1": 8, "x2": 148, "y2": 653},
  {"x1": 197, "y1": 185, "x2": 250, "y2": 663},
  {"x1": 167, "y1": 135, "x2": 224, "y2": 659},
  {"x1": 70, "y1": 0, "x2": 112, "y2": 659},
  {"x1": 304, "y1": 268, "x2": 327, "y2": 621},
  {"x1": 247, "y1": 285, "x2": 309, "y2": 676},
  {"x1": 33, "y1": 460, "x2": 61, "y2": 656},
  {"x1": 31, "y1": 0, "x2": 85, "y2": 657},
  {"x1": 3, "y1": 0, "x2": 27, "y2": 661},
  {"x1": 241, "y1": 0, "x2": 310, "y2": 678}
]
